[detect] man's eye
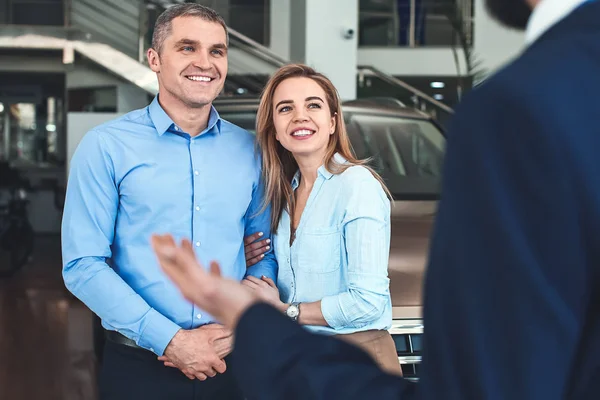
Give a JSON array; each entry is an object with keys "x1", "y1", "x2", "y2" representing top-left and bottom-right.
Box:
[
  {"x1": 182, "y1": 46, "x2": 194, "y2": 52},
  {"x1": 211, "y1": 49, "x2": 224, "y2": 56}
]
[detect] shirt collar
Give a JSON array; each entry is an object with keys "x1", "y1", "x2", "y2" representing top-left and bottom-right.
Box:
[
  {"x1": 290, "y1": 153, "x2": 345, "y2": 189},
  {"x1": 525, "y1": 0, "x2": 589, "y2": 45},
  {"x1": 148, "y1": 95, "x2": 222, "y2": 136}
]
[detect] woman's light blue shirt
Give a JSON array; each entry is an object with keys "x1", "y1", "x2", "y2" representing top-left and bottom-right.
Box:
[{"x1": 274, "y1": 155, "x2": 393, "y2": 335}]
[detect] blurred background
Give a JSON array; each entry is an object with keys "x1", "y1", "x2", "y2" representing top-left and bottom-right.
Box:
[{"x1": 0, "y1": 0, "x2": 526, "y2": 398}]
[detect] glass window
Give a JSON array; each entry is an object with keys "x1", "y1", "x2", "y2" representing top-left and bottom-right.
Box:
[
  {"x1": 0, "y1": 73, "x2": 66, "y2": 167},
  {"x1": 359, "y1": 0, "x2": 471, "y2": 47},
  {"x1": 2, "y1": 100, "x2": 63, "y2": 166},
  {"x1": 68, "y1": 87, "x2": 117, "y2": 113},
  {"x1": 360, "y1": 0, "x2": 396, "y2": 13},
  {"x1": 0, "y1": 103, "x2": 6, "y2": 162},
  {"x1": 346, "y1": 114, "x2": 445, "y2": 199},
  {"x1": 10, "y1": 103, "x2": 37, "y2": 163},
  {"x1": 9, "y1": 0, "x2": 64, "y2": 26},
  {"x1": 228, "y1": 0, "x2": 269, "y2": 46},
  {"x1": 218, "y1": 111, "x2": 257, "y2": 134}
]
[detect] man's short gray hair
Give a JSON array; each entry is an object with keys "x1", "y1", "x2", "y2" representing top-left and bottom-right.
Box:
[{"x1": 151, "y1": 3, "x2": 229, "y2": 54}]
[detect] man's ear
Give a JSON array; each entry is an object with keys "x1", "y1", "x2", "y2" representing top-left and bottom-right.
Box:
[{"x1": 147, "y1": 48, "x2": 161, "y2": 73}]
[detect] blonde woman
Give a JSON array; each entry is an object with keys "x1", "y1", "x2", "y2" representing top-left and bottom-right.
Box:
[{"x1": 242, "y1": 64, "x2": 402, "y2": 375}]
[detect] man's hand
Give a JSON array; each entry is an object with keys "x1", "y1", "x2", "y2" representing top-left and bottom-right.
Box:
[
  {"x1": 159, "y1": 324, "x2": 233, "y2": 380},
  {"x1": 244, "y1": 232, "x2": 271, "y2": 267}
]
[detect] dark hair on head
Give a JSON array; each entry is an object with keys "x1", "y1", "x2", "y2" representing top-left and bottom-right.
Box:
[{"x1": 151, "y1": 3, "x2": 228, "y2": 54}]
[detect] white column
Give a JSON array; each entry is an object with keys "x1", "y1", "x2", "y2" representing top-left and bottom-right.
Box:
[
  {"x1": 289, "y1": 0, "x2": 359, "y2": 100},
  {"x1": 473, "y1": 0, "x2": 525, "y2": 80},
  {"x1": 269, "y1": 0, "x2": 291, "y2": 60}
]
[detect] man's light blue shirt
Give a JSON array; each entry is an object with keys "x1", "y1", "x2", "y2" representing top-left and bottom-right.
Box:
[
  {"x1": 62, "y1": 96, "x2": 277, "y2": 356},
  {"x1": 274, "y1": 156, "x2": 393, "y2": 335}
]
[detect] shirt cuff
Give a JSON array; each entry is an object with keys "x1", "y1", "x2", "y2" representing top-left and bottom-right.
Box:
[
  {"x1": 320, "y1": 295, "x2": 347, "y2": 330},
  {"x1": 137, "y1": 308, "x2": 182, "y2": 356}
]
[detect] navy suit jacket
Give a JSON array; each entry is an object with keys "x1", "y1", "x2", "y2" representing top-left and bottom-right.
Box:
[{"x1": 231, "y1": 2, "x2": 600, "y2": 399}]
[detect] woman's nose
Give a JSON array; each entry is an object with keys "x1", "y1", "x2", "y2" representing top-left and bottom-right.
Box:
[{"x1": 292, "y1": 109, "x2": 309, "y2": 122}]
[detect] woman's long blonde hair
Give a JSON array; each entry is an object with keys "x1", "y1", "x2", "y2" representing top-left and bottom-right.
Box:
[{"x1": 256, "y1": 64, "x2": 391, "y2": 233}]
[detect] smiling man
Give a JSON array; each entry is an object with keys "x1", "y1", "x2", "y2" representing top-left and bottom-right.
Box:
[{"x1": 61, "y1": 4, "x2": 276, "y2": 400}]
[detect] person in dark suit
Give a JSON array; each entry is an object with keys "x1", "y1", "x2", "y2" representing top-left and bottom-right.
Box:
[{"x1": 150, "y1": 0, "x2": 600, "y2": 398}]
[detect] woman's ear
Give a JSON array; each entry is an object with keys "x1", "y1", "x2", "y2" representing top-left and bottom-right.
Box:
[{"x1": 330, "y1": 112, "x2": 337, "y2": 135}]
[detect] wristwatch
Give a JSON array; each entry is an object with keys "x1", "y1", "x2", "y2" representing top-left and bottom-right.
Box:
[{"x1": 285, "y1": 302, "x2": 301, "y2": 322}]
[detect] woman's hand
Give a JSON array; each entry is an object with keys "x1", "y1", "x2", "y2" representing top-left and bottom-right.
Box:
[
  {"x1": 241, "y1": 276, "x2": 284, "y2": 310},
  {"x1": 151, "y1": 234, "x2": 259, "y2": 328},
  {"x1": 244, "y1": 232, "x2": 271, "y2": 267}
]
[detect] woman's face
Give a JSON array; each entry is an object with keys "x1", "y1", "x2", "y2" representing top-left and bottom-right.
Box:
[{"x1": 271, "y1": 77, "x2": 336, "y2": 161}]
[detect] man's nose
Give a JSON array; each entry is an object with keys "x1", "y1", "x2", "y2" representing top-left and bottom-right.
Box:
[{"x1": 192, "y1": 50, "x2": 211, "y2": 70}]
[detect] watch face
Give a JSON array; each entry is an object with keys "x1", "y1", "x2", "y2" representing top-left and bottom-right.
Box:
[{"x1": 287, "y1": 305, "x2": 299, "y2": 318}]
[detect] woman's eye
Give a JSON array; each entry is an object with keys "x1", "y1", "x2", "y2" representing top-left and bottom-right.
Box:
[
  {"x1": 308, "y1": 103, "x2": 322, "y2": 109},
  {"x1": 278, "y1": 106, "x2": 291, "y2": 113}
]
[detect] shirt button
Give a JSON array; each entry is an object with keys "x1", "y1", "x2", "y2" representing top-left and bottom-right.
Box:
[
  {"x1": 197, "y1": 314, "x2": 202, "y2": 319},
  {"x1": 150, "y1": 348, "x2": 155, "y2": 353},
  {"x1": 195, "y1": 206, "x2": 200, "y2": 211},
  {"x1": 194, "y1": 170, "x2": 199, "y2": 176},
  {"x1": 174, "y1": 126, "x2": 180, "y2": 131},
  {"x1": 195, "y1": 241, "x2": 201, "y2": 247}
]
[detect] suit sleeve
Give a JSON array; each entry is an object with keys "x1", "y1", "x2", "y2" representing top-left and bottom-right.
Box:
[{"x1": 232, "y1": 303, "x2": 416, "y2": 400}]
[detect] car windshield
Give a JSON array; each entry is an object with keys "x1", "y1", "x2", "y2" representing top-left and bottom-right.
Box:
[
  {"x1": 218, "y1": 109, "x2": 445, "y2": 200},
  {"x1": 346, "y1": 113, "x2": 445, "y2": 200}
]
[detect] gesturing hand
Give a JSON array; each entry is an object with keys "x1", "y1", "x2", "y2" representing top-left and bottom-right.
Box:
[
  {"x1": 151, "y1": 234, "x2": 259, "y2": 330},
  {"x1": 241, "y1": 276, "x2": 283, "y2": 309}
]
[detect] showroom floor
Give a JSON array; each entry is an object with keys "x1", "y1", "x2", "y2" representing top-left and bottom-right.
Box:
[{"x1": 0, "y1": 235, "x2": 98, "y2": 400}]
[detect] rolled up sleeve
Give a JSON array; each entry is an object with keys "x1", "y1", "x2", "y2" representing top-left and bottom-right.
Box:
[{"x1": 321, "y1": 176, "x2": 391, "y2": 330}]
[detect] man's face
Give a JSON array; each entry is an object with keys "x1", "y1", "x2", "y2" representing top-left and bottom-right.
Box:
[
  {"x1": 148, "y1": 17, "x2": 228, "y2": 109},
  {"x1": 485, "y1": 0, "x2": 533, "y2": 30}
]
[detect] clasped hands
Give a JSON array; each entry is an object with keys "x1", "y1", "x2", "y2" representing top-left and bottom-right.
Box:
[
  {"x1": 159, "y1": 323, "x2": 233, "y2": 380},
  {"x1": 153, "y1": 233, "x2": 281, "y2": 380}
]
